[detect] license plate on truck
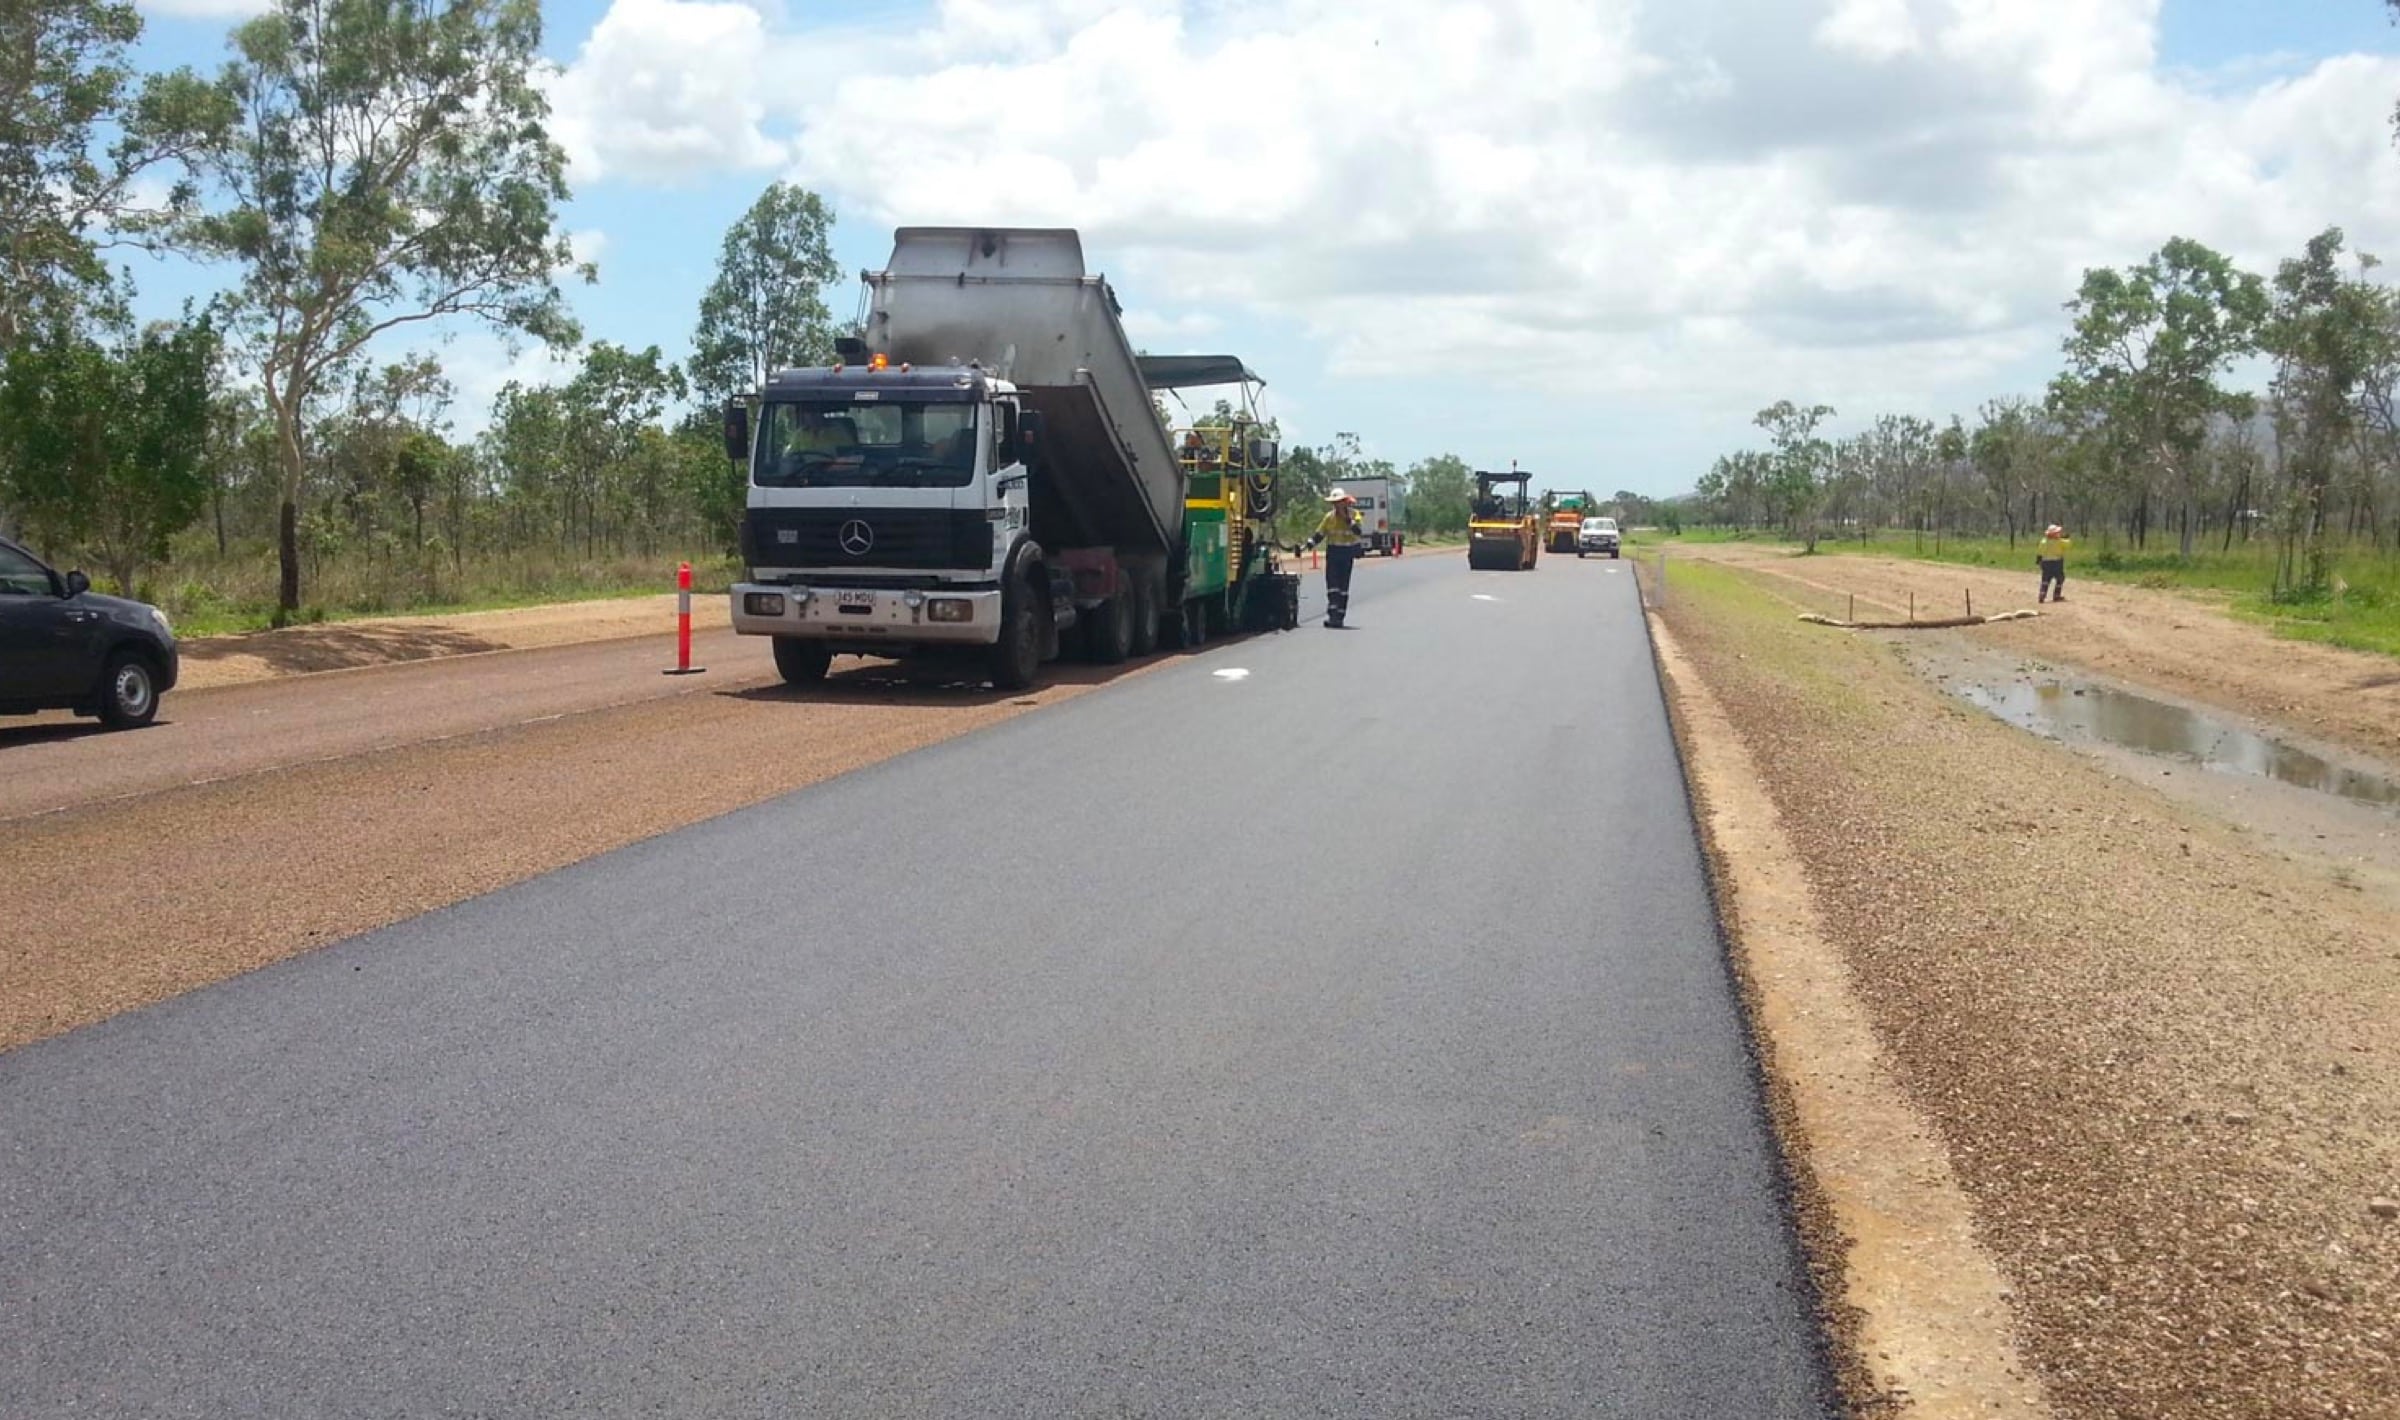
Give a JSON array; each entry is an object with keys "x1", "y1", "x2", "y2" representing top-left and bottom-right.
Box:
[{"x1": 837, "y1": 591, "x2": 875, "y2": 615}]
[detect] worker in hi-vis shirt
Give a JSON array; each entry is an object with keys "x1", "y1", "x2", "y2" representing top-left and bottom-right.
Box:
[{"x1": 1297, "y1": 488, "x2": 1367, "y2": 628}]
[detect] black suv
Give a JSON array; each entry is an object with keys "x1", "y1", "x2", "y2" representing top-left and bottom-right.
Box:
[{"x1": 0, "y1": 534, "x2": 179, "y2": 729}]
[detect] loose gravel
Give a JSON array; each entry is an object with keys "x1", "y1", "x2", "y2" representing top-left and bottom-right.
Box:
[{"x1": 1661, "y1": 563, "x2": 2400, "y2": 1420}]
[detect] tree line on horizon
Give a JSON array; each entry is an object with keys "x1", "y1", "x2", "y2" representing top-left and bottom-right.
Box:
[
  {"x1": 0, "y1": 0, "x2": 880, "y2": 621},
  {"x1": 1691, "y1": 230, "x2": 2399, "y2": 598},
  {"x1": 0, "y1": 0, "x2": 1524, "y2": 625},
  {"x1": 7, "y1": 0, "x2": 2391, "y2": 626}
]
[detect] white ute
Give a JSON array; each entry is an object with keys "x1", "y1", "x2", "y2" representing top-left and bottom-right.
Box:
[{"x1": 1577, "y1": 516, "x2": 1621, "y2": 559}]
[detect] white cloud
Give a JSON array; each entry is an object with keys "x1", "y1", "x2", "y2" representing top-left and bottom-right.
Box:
[
  {"x1": 1120, "y1": 308, "x2": 1224, "y2": 344},
  {"x1": 546, "y1": 0, "x2": 791, "y2": 184},
  {"x1": 136, "y1": 0, "x2": 270, "y2": 18},
  {"x1": 435, "y1": 335, "x2": 583, "y2": 438},
  {"x1": 1817, "y1": 0, "x2": 1924, "y2": 61},
  {"x1": 549, "y1": 0, "x2": 2400, "y2": 425}
]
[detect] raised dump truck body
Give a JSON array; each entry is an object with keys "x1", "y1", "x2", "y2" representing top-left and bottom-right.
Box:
[
  {"x1": 865, "y1": 229, "x2": 1184, "y2": 558},
  {"x1": 727, "y1": 228, "x2": 1295, "y2": 688}
]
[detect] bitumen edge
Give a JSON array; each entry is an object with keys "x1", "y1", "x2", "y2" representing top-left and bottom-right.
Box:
[
  {"x1": 1628, "y1": 571, "x2": 1857, "y2": 1418},
  {"x1": 1642, "y1": 584, "x2": 2054, "y2": 1420}
]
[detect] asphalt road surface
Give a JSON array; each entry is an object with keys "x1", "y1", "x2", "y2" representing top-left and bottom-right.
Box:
[{"x1": 0, "y1": 551, "x2": 1834, "y2": 1417}]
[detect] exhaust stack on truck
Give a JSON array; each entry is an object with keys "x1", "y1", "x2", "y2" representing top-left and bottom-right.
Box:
[{"x1": 723, "y1": 227, "x2": 1298, "y2": 689}]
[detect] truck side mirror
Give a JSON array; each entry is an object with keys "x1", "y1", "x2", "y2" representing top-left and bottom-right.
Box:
[
  {"x1": 722, "y1": 401, "x2": 751, "y2": 464},
  {"x1": 63, "y1": 570, "x2": 89, "y2": 597},
  {"x1": 1017, "y1": 410, "x2": 1044, "y2": 454}
]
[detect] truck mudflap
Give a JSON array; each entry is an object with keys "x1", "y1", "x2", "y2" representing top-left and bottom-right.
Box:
[{"x1": 730, "y1": 582, "x2": 1002, "y2": 645}]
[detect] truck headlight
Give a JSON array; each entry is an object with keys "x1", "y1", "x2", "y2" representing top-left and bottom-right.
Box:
[
  {"x1": 928, "y1": 598, "x2": 973, "y2": 623},
  {"x1": 744, "y1": 592, "x2": 787, "y2": 617}
]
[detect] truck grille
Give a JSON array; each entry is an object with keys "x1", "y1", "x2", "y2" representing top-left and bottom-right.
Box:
[{"x1": 743, "y1": 508, "x2": 991, "y2": 571}]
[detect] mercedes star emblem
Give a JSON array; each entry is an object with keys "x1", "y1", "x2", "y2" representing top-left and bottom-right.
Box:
[{"x1": 838, "y1": 519, "x2": 874, "y2": 556}]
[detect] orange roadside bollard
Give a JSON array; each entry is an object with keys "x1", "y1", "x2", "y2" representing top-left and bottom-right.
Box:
[{"x1": 664, "y1": 560, "x2": 705, "y2": 675}]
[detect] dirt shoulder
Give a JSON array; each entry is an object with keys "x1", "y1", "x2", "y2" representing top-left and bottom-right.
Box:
[
  {"x1": 1654, "y1": 619, "x2": 2053, "y2": 1420},
  {"x1": 1670, "y1": 541, "x2": 2400, "y2": 764},
  {"x1": 0, "y1": 657, "x2": 1154, "y2": 1054},
  {"x1": 178, "y1": 593, "x2": 729, "y2": 691},
  {"x1": 1656, "y1": 560, "x2": 2399, "y2": 1420}
]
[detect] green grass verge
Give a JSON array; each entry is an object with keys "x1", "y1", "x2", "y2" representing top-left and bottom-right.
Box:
[
  {"x1": 1661, "y1": 558, "x2": 1884, "y2": 716},
  {"x1": 1658, "y1": 529, "x2": 2400, "y2": 662},
  {"x1": 158, "y1": 552, "x2": 742, "y2": 638}
]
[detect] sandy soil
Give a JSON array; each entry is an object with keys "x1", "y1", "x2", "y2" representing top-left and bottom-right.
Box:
[
  {"x1": 1670, "y1": 542, "x2": 2400, "y2": 764},
  {"x1": 178, "y1": 593, "x2": 731, "y2": 690},
  {"x1": 1657, "y1": 562, "x2": 2400, "y2": 1419}
]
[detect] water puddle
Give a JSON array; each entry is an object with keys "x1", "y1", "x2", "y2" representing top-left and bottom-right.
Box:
[{"x1": 1950, "y1": 679, "x2": 2400, "y2": 809}]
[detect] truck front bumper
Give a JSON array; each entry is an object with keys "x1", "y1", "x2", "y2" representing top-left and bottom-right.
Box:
[{"x1": 729, "y1": 582, "x2": 1002, "y2": 646}]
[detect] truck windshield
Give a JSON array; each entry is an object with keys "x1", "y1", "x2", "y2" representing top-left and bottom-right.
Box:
[{"x1": 755, "y1": 400, "x2": 979, "y2": 488}]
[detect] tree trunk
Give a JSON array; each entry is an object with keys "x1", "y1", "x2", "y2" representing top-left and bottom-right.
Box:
[
  {"x1": 278, "y1": 499, "x2": 300, "y2": 617},
  {"x1": 272, "y1": 385, "x2": 306, "y2": 618}
]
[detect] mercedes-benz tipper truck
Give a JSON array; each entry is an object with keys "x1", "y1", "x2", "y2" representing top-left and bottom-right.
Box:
[{"x1": 723, "y1": 227, "x2": 1298, "y2": 689}]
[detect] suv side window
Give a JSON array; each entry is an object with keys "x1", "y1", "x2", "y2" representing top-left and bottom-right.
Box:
[{"x1": 0, "y1": 544, "x2": 57, "y2": 597}]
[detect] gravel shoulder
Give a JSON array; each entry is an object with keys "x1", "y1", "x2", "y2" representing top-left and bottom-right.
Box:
[
  {"x1": 177, "y1": 593, "x2": 729, "y2": 691},
  {"x1": 1670, "y1": 541, "x2": 2400, "y2": 764},
  {"x1": 1655, "y1": 560, "x2": 2399, "y2": 1420}
]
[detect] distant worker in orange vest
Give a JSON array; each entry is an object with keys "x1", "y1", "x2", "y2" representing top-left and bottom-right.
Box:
[
  {"x1": 1297, "y1": 488, "x2": 1367, "y2": 628},
  {"x1": 2037, "y1": 524, "x2": 2071, "y2": 603}
]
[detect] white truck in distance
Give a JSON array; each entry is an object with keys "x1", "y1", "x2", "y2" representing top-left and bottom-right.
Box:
[{"x1": 1343, "y1": 476, "x2": 1406, "y2": 556}]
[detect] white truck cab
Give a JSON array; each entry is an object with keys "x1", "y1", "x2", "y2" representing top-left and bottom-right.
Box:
[{"x1": 727, "y1": 362, "x2": 1036, "y2": 665}]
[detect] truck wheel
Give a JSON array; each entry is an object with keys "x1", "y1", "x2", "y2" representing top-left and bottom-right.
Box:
[
  {"x1": 771, "y1": 637, "x2": 831, "y2": 684},
  {"x1": 1081, "y1": 589, "x2": 1132, "y2": 664},
  {"x1": 1610, "y1": 547, "x2": 1621, "y2": 560},
  {"x1": 1129, "y1": 575, "x2": 1159, "y2": 657},
  {"x1": 96, "y1": 651, "x2": 160, "y2": 729},
  {"x1": 989, "y1": 581, "x2": 1042, "y2": 690}
]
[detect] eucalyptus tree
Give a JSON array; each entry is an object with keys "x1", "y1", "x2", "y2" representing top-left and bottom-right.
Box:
[{"x1": 182, "y1": 0, "x2": 585, "y2": 618}]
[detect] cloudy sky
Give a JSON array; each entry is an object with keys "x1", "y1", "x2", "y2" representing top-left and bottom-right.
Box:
[{"x1": 123, "y1": 0, "x2": 2400, "y2": 496}]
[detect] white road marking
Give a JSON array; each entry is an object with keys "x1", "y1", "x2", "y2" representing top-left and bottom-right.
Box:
[
  {"x1": 1213, "y1": 668, "x2": 1251, "y2": 681},
  {"x1": 1472, "y1": 594, "x2": 1501, "y2": 602}
]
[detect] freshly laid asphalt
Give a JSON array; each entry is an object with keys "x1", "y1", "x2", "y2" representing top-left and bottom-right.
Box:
[{"x1": 0, "y1": 549, "x2": 1835, "y2": 1417}]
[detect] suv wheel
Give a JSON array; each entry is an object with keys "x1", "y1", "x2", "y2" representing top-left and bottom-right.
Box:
[{"x1": 97, "y1": 651, "x2": 159, "y2": 729}]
